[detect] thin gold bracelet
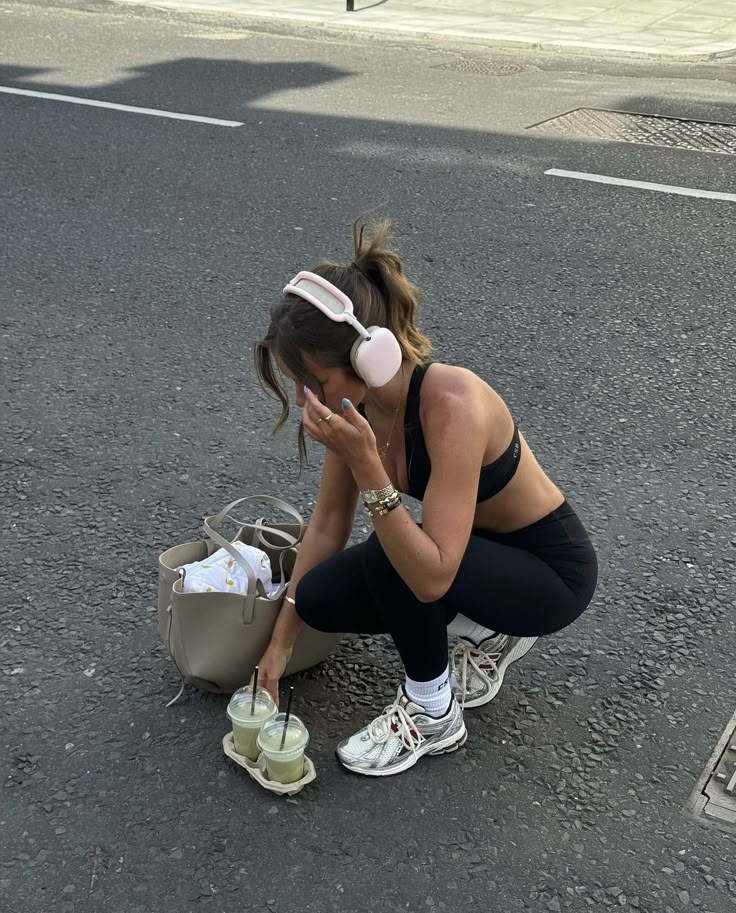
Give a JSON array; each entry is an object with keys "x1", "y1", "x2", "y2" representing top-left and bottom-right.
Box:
[
  {"x1": 362, "y1": 491, "x2": 400, "y2": 512},
  {"x1": 284, "y1": 595, "x2": 297, "y2": 607},
  {"x1": 377, "y1": 496, "x2": 402, "y2": 516},
  {"x1": 366, "y1": 494, "x2": 402, "y2": 518}
]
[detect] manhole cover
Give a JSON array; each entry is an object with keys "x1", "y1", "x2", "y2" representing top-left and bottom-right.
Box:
[
  {"x1": 433, "y1": 58, "x2": 530, "y2": 76},
  {"x1": 687, "y1": 710, "x2": 736, "y2": 833},
  {"x1": 530, "y1": 108, "x2": 736, "y2": 156}
]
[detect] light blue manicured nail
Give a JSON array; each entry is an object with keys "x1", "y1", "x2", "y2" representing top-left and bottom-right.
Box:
[
  {"x1": 342, "y1": 398, "x2": 351, "y2": 410},
  {"x1": 303, "y1": 385, "x2": 310, "y2": 394}
]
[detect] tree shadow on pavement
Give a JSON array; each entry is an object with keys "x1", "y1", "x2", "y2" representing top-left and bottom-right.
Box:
[{"x1": 0, "y1": 56, "x2": 352, "y2": 115}]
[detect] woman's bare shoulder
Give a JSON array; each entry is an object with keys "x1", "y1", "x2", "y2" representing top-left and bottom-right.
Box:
[
  {"x1": 420, "y1": 363, "x2": 512, "y2": 448},
  {"x1": 421, "y1": 362, "x2": 496, "y2": 403}
]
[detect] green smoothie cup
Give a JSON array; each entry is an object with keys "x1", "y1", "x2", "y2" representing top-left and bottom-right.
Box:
[
  {"x1": 227, "y1": 686, "x2": 277, "y2": 761},
  {"x1": 257, "y1": 713, "x2": 309, "y2": 785}
]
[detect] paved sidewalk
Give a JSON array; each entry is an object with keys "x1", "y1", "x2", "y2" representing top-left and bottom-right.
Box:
[{"x1": 108, "y1": 0, "x2": 736, "y2": 59}]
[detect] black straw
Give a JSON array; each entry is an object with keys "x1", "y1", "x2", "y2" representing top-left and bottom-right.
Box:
[
  {"x1": 280, "y1": 686, "x2": 294, "y2": 750},
  {"x1": 251, "y1": 666, "x2": 259, "y2": 716}
]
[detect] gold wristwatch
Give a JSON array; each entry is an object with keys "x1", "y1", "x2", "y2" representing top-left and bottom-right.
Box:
[{"x1": 361, "y1": 483, "x2": 397, "y2": 505}]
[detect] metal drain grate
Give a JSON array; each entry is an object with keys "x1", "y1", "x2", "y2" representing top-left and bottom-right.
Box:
[
  {"x1": 687, "y1": 711, "x2": 736, "y2": 833},
  {"x1": 530, "y1": 108, "x2": 736, "y2": 156},
  {"x1": 433, "y1": 58, "x2": 531, "y2": 76}
]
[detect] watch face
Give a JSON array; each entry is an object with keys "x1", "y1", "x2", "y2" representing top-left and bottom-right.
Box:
[{"x1": 363, "y1": 486, "x2": 392, "y2": 503}]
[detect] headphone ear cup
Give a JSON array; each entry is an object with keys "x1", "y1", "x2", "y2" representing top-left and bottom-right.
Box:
[{"x1": 350, "y1": 326, "x2": 403, "y2": 387}]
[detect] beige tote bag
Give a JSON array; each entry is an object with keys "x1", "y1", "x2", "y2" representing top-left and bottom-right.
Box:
[{"x1": 158, "y1": 496, "x2": 342, "y2": 704}]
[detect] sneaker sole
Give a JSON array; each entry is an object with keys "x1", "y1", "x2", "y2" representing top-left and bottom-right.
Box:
[
  {"x1": 461, "y1": 636, "x2": 538, "y2": 709},
  {"x1": 336, "y1": 723, "x2": 468, "y2": 778}
]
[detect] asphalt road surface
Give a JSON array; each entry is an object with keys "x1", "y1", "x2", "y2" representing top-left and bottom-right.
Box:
[{"x1": 2, "y1": 2, "x2": 735, "y2": 911}]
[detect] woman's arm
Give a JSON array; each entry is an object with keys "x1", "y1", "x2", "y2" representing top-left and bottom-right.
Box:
[
  {"x1": 255, "y1": 448, "x2": 359, "y2": 701},
  {"x1": 272, "y1": 447, "x2": 359, "y2": 649},
  {"x1": 350, "y1": 386, "x2": 486, "y2": 603}
]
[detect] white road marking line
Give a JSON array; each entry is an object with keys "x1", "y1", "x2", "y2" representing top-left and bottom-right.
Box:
[
  {"x1": 0, "y1": 86, "x2": 243, "y2": 127},
  {"x1": 546, "y1": 168, "x2": 736, "y2": 203}
]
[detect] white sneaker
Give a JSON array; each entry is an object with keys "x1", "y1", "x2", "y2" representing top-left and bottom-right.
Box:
[
  {"x1": 450, "y1": 634, "x2": 537, "y2": 708},
  {"x1": 335, "y1": 687, "x2": 467, "y2": 777}
]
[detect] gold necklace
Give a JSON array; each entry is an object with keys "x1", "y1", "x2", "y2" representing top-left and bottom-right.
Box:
[{"x1": 373, "y1": 364, "x2": 405, "y2": 460}]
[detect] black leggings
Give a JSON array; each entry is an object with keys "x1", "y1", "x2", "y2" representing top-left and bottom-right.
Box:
[{"x1": 296, "y1": 501, "x2": 598, "y2": 682}]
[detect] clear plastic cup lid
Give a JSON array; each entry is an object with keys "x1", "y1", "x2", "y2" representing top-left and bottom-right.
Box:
[
  {"x1": 257, "y1": 713, "x2": 309, "y2": 758},
  {"x1": 227, "y1": 685, "x2": 276, "y2": 724}
]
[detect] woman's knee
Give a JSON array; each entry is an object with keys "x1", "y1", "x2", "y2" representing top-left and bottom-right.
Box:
[
  {"x1": 361, "y1": 531, "x2": 396, "y2": 580},
  {"x1": 293, "y1": 564, "x2": 331, "y2": 630},
  {"x1": 293, "y1": 544, "x2": 367, "y2": 632}
]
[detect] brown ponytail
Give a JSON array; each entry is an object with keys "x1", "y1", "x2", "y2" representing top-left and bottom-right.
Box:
[{"x1": 349, "y1": 218, "x2": 432, "y2": 367}]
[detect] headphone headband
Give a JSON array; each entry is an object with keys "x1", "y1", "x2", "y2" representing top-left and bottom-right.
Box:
[{"x1": 283, "y1": 272, "x2": 371, "y2": 340}]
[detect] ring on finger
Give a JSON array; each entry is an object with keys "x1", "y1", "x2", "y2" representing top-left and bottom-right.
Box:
[{"x1": 317, "y1": 412, "x2": 334, "y2": 425}]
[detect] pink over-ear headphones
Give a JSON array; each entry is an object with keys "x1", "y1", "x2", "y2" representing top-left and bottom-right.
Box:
[{"x1": 283, "y1": 271, "x2": 403, "y2": 388}]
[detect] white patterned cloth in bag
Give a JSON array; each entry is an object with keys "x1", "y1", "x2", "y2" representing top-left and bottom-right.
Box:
[{"x1": 178, "y1": 542, "x2": 280, "y2": 598}]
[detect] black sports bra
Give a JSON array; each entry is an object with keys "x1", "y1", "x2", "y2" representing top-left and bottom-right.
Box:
[{"x1": 404, "y1": 363, "x2": 521, "y2": 502}]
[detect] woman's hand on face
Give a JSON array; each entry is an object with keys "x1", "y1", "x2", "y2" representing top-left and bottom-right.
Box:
[{"x1": 302, "y1": 386, "x2": 377, "y2": 468}]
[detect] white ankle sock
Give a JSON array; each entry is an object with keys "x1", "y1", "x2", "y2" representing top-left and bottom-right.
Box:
[
  {"x1": 404, "y1": 666, "x2": 452, "y2": 718},
  {"x1": 447, "y1": 614, "x2": 496, "y2": 646}
]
